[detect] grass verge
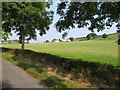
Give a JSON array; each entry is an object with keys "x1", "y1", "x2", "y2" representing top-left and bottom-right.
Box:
[
  {"x1": 1, "y1": 52, "x2": 81, "y2": 88},
  {"x1": 1, "y1": 47, "x2": 120, "y2": 88}
]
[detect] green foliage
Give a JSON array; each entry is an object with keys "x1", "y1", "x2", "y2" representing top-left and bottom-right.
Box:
[
  {"x1": 2, "y1": 52, "x2": 19, "y2": 65},
  {"x1": 62, "y1": 32, "x2": 68, "y2": 39},
  {"x1": 52, "y1": 38, "x2": 57, "y2": 42},
  {"x1": 0, "y1": 32, "x2": 12, "y2": 43},
  {"x1": 45, "y1": 40, "x2": 49, "y2": 43},
  {"x1": 69, "y1": 37, "x2": 74, "y2": 41},
  {"x1": 41, "y1": 76, "x2": 67, "y2": 88},
  {"x1": 116, "y1": 30, "x2": 120, "y2": 45},
  {"x1": 86, "y1": 33, "x2": 97, "y2": 40},
  {"x1": 56, "y1": 2, "x2": 120, "y2": 32},
  {"x1": 117, "y1": 30, "x2": 120, "y2": 33},
  {"x1": 102, "y1": 33, "x2": 108, "y2": 39},
  {"x1": 17, "y1": 62, "x2": 32, "y2": 70},
  {"x1": 2, "y1": 2, "x2": 54, "y2": 49},
  {"x1": 86, "y1": 35, "x2": 91, "y2": 40},
  {"x1": 17, "y1": 62, "x2": 43, "y2": 73}
]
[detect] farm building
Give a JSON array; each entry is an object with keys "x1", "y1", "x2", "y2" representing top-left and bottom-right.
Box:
[{"x1": 52, "y1": 38, "x2": 71, "y2": 42}]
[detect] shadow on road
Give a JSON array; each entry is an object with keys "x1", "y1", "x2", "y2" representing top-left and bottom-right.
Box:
[{"x1": 1, "y1": 80, "x2": 13, "y2": 89}]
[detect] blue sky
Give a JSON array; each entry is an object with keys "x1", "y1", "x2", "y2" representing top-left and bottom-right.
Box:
[{"x1": 9, "y1": 2, "x2": 118, "y2": 43}]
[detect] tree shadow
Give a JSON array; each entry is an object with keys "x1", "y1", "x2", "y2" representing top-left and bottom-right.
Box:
[
  {"x1": 2, "y1": 80, "x2": 13, "y2": 89},
  {"x1": 40, "y1": 76, "x2": 67, "y2": 88},
  {"x1": 16, "y1": 61, "x2": 43, "y2": 73},
  {"x1": 1, "y1": 47, "x2": 120, "y2": 88}
]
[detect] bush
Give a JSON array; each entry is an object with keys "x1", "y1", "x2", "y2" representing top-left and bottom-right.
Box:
[
  {"x1": 69, "y1": 37, "x2": 74, "y2": 41},
  {"x1": 117, "y1": 30, "x2": 120, "y2": 33},
  {"x1": 102, "y1": 33, "x2": 108, "y2": 39},
  {"x1": 45, "y1": 40, "x2": 49, "y2": 43},
  {"x1": 86, "y1": 33, "x2": 97, "y2": 40}
]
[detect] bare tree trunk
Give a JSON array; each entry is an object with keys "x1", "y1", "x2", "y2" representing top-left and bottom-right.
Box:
[
  {"x1": 21, "y1": 32, "x2": 24, "y2": 50},
  {"x1": 21, "y1": 27, "x2": 25, "y2": 50}
]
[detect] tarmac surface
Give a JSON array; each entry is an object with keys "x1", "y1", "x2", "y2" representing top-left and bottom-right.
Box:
[{"x1": 1, "y1": 57, "x2": 48, "y2": 89}]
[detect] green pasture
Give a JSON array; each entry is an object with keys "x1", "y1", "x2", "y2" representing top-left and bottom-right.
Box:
[
  {"x1": 96, "y1": 33, "x2": 118, "y2": 40},
  {"x1": 1, "y1": 39, "x2": 118, "y2": 66},
  {"x1": 76, "y1": 33, "x2": 118, "y2": 41}
]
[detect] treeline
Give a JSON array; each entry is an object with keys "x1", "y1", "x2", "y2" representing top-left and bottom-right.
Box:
[{"x1": 1, "y1": 40, "x2": 20, "y2": 44}]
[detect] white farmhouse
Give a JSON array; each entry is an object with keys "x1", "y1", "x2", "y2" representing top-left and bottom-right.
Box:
[
  {"x1": 52, "y1": 38, "x2": 71, "y2": 42},
  {"x1": 52, "y1": 39, "x2": 60, "y2": 42}
]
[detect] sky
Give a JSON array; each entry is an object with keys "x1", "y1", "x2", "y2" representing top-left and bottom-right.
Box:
[{"x1": 9, "y1": 2, "x2": 118, "y2": 43}]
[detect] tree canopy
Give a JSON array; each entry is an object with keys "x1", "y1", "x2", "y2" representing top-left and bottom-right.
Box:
[
  {"x1": 2, "y1": 2, "x2": 54, "y2": 49},
  {"x1": 56, "y1": 2, "x2": 120, "y2": 32},
  {"x1": 86, "y1": 33, "x2": 97, "y2": 40},
  {"x1": 62, "y1": 32, "x2": 68, "y2": 39},
  {"x1": 45, "y1": 40, "x2": 49, "y2": 43},
  {"x1": 102, "y1": 33, "x2": 108, "y2": 39},
  {"x1": 69, "y1": 37, "x2": 74, "y2": 41}
]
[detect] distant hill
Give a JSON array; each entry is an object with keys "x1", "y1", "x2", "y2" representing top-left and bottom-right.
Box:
[
  {"x1": 9, "y1": 40, "x2": 20, "y2": 44},
  {"x1": 75, "y1": 33, "x2": 118, "y2": 41},
  {"x1": 96, "y1": 33, "x2": 118, "y2": 40},
  {"x1": 0, "y1": 40, "x2": 20, "y2": 44}
]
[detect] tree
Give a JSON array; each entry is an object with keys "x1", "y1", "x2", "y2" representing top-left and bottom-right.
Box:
[
  {"x1": 69, "y1": 37, "x2": 74, "y2": 41},
  {"x1": 86, "y1": 33, "x2": 97, "y2": 40},
  {"x1": 52, "y1": 38, "x2": 57, "y2": 42},
  {"x1": 116, "y1": 30, "x2": 120, "y2": 45},
  {"x1": 62, "y1": 32, "x2": 68, "y2": 39},
  {"x1": 0, "y1": 31, "x2": 12, "y2": 43},
  {"x1": 86, "y1": 35, "x2": 91, "y2": 40},
  {"x1": 2, "y1": 2, "x2": 53, "y2": 50},
  {"x1": 117, "y1": 30, "x2": 120, "y2": 33},
  {"x1": 56, "y1": 2, "x2": 120, "y2": 32},
  {"x1": 102, "y1": 33, "x2": 108, "y2": 39},
  {"x1": 45, "y1": 40, "x2": 49, "y2": 43}
]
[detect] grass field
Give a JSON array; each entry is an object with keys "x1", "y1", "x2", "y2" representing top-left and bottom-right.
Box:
[
  {"x1": 1, "y1": 33, "x2": 118, "y2": 66},
  {"x1": 0, "y1": 33, "x2": 119, "y2": 88},
  {"x1": 76, "y1": 33, "x2": 118, "y2": 41},
  {"x1": 96, "y1": 33, "x2": 118, "y2": 40}
]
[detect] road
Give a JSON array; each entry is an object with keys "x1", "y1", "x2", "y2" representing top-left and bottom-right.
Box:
[
  {"x1": 0, "y1": 57, "x2": 2, "y2": 89},
  {"x1": 1, "y1": 57, "x2": 48, "y2": 89}
]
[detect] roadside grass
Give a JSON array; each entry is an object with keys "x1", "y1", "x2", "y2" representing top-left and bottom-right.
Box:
[
  {"x1": 1, "y1": 40, "x2": 118, "y2": 66},
  {"x1": 1, "y1": 48, "x2": 120, "y2": 88},
  {"x1": 1, "y1": 51, "x2": 82, "y2": 88},
  {"x1": 2, "y1": 52, "x2": 19, "y2": 65}
]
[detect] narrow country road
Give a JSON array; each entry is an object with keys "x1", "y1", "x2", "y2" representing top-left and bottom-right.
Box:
[{"x1": 1, "y1": 57, "x2": 48, "y2": 89}]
